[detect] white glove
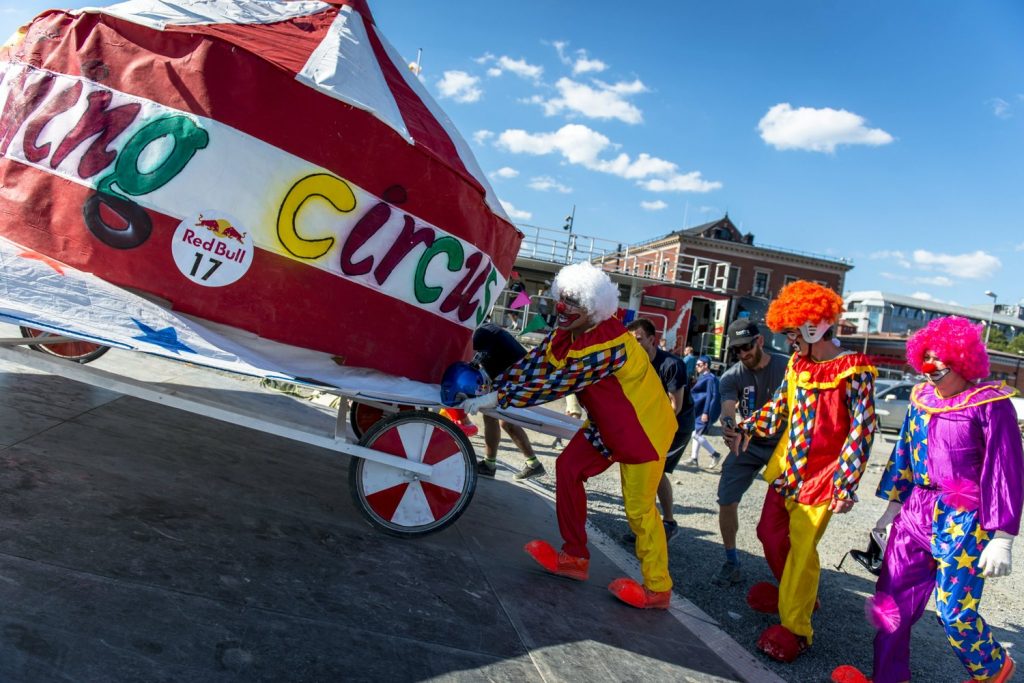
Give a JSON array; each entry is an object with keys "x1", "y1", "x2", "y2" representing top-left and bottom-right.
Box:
[
  {"x1": 978, "y1": 531, "x2": 1014, "y2": 578},
  {"x1": 874, "y1": 501, "x2": 902, "y2": 533},
  {"x1": 461, "y1": 391, "x2": 498, "y2": 415}
]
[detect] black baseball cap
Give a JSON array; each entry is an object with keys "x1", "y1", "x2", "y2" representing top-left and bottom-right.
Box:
[{"x1": 726, "y1": 319, "x2": 761, "y2": 347}]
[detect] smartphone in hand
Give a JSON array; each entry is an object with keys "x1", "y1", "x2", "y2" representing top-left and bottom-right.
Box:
[{"x1": 722, "y1": 416, "x2": 736, "y2": 430}]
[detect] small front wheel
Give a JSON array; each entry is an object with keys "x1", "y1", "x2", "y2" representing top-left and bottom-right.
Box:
[
  {"x1": 349, "y1": 410, "x2": 476, "y2": 537},
  {"x1": 19, "y1": 327, "x2": 110, "y2": 364}
]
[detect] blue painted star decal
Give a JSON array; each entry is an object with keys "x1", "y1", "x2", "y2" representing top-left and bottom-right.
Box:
[{"x1": 131, "y1": 319, "x2": 195, "y2": 354}]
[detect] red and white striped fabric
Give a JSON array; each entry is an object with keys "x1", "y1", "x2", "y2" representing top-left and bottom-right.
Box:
[{"x1": 0, "y1": 0, "x2": 520, "y2": 383}]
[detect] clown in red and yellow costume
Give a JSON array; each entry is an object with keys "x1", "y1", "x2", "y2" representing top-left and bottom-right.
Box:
[
  {"x1": 463, "y1": 262, "x2": 677, "y2": 608},
  {"x1": 734, "y1": 280, "x2": 877, "y2": 661}
]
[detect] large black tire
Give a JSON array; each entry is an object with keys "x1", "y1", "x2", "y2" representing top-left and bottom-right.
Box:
[
  {"x1": 19, "y1": 327, "x2": 110, "y2": 364},
  {"x1": 349, "y1": 410, "x2": 476, "y2": 538}
]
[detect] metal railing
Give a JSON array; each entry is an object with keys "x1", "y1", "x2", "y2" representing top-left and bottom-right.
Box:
[{"x1": 515, "y1": 223, "x2": 732, "y2": 292}]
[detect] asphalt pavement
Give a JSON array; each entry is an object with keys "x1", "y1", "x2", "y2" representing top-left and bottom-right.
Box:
[{"x1": 0, "y1": 347, "x2": 782, "y2": 683}]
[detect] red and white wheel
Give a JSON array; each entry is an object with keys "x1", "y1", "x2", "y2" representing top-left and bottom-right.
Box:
[
  {"x1": 349, "y1": 410, "x2": 476, "y2": 537},
  {"x1": 19, "y1": 326, "x2": 110, "y2": 364},
  {"x1": 348, "y1": 401, "x2": 415, "y2": 439}
]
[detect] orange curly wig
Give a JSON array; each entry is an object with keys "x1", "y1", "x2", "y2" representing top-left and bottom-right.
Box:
[{"x1": 765, "y1": 280, "x2": 845, "y2": 333}]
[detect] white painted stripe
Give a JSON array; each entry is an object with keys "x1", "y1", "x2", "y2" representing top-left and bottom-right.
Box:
[
  {"x1": 426, "y1": 450, "x2": 467, "y2": 493},
  {"x1": 295, "y1": 5, "x2": 412, "y2": 143}
]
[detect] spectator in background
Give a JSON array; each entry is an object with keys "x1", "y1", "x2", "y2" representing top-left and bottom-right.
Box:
[
  {"x1": 682, "y1": 346, "x2": 698, "y2": 385},
  {"x1": 472, "y1": 323, "x2": 546, "y2": 480},
  {"x1": 689, "y1": 355, "x2": 721, "y2": 467},
  {"x1": 714, "y1": 320, "x2": 788, "y2": 586}
]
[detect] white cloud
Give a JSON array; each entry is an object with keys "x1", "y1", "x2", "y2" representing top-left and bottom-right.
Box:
[
  {"x1": 1016, "y1": 242, "x2": 1024, "y2": 251},
  {"x1": 641, "y1": 200, "x2": 668, "y2": 211},
  {"x1": 758, "y1": 103, "x2": 894, "y2": 153},
  {"x1": 499, "y1": 200, "x2": 531, "y2": 220},
  {"x1": 870, "y1": 249, "x2": 911, "y2": 268},
  {"x1": 552, "y1": 41, "x2": 571, "y2": 65},
  {"x1": 639, "y1": 173, "x2": 721, "y2": 193},
  {"x1": 495, "y1": 124, "x2": 722, "y2": 193},
  {"x1": 913, "y1": 275, "x2": 954, "y2": 287},
  {"x1": 534, "y1": 77, "x2": 647, "y2": 124},
  {"x1": 912, "y1": 249, "x2": 1001, "y2": 280},
  {"x1": 437, "y1": 71, "x2": 482, "y2": 103},
  {"x1": 528, "y1": 176, "x2": 572, "y2": 193},
  {"x1": 477, "y1": 54, "x2": 543, "y2": 80},
  {"x1": 698, "y1": 205, "x2": 720, "y2": 214},
  {"x1": 910, "y1": 291, "x2": 939, "y2": 301},
  {"x1": 989, "y1": 97, "x2": 1011, "y2": 119},
  {"x1": 472, "y1": 130, "x2": 495, "y2": 145},
  {"x1": 490, "y1": 166, "x2": 519, "y2": 179},
  {"x1": 573, "y1": 56, "x2": 607, "y2": 75}
]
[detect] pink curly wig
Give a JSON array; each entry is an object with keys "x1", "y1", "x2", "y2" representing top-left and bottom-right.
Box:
[
  {"x1": 765, "y1": 280, "x2": 844, "y2": 333},
  {"x1": 906, "y1": 316, "x2": 989, "y2": 381}
]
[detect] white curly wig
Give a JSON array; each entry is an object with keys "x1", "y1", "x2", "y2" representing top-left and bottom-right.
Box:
[{"x1": 550, "y1": 262, "x2": 620, "y2": 323}]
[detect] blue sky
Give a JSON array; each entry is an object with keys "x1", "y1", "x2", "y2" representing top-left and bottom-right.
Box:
[{"x1": 3, "y1": 1, "x2": 1023, "y2": 310}]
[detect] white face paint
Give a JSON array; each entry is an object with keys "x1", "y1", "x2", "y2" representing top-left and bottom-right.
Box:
[{"x1": 799, "y1": 319, "x2": 832, "y2": 344}]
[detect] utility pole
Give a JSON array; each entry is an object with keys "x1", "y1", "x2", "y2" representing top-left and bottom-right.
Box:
[{"x1": 563, "y1": 205, "x2": 575, "y2": 264}]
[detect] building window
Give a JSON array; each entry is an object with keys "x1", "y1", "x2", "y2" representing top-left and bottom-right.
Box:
[
  {"x1": 783, "y1": 275, "x2": 798, "y2": 287},
  {"x1": 643, "y1": 262, "x2": 652, "y2": 277},
  {"x1": 727, "y1": 266, "x2": 740, "y2": 291},
  {"x1": 660, "y1": 259, "x2": 670, "y2": 279},
  {"x1": 753, "y1": 270, "x2": 770, "y2": 297},
  {"x1": 694, "y1": 264, "x2": 709, "y2": 288}
]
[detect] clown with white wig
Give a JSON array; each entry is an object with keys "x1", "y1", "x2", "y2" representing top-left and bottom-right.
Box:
[
  {"x1": 730, "y1": 280, "x2": 877, "y2": 661},
  {"x1": 463, "y1": 262, "x2": 678, "y2": 609},
  {"x1": 833, "y1": 316, "x2": 1021, "y2": 683}
]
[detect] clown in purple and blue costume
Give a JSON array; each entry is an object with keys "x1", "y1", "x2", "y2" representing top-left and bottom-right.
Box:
[{"x1": 872, "y1": 380, "x2": 1022, "y2": 682}]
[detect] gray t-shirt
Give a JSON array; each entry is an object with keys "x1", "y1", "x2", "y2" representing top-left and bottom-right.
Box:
[{"x1": 719, "y1": 351, "x2": 789, "y2": 448}]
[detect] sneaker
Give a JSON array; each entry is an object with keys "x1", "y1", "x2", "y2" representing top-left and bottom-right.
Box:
[
  {"x1": 476, "y1": 460, "x2": 496, "y2": 478},
  {"x1": 514, "y1": 460, "x2": 546, "y2": 480},
  {"x1": 524, "y1": 539, "x2": 589, "y2": 581},
  {"x1": 686, "y1": 457, "x2": 699, "y2": 466},
  {"x1": 608, "y1": 577, "x2": 671, "y2": 609},
  {"x1": 711, "y1": 560, "x2": 742, "y2": 586},
  {"x1": 708, "y1": 452, "x2": 722, "y2": 469}
]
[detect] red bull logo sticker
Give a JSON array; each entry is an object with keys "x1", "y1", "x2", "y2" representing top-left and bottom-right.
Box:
[{"x1": 171, "y1": 211, "x2": 253, "y2": 287}]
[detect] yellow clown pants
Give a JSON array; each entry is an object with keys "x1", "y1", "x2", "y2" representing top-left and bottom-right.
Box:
[
  {"x1": 556, "y1": 432, "x2": 671, "y2": 592},
  {"x1": 755, "y1": 487, "x2": 833, "y2": 642}
]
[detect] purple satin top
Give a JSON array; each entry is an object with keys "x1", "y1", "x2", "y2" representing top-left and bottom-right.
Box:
[{"x1": 914, "y1": 381, "x2": 1024, "y2": 535}]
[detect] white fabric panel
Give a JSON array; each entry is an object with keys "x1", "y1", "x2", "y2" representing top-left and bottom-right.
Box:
[
  {"x1": 371, "y1": 27, "x2": 512, "y2": 223},
  {"x1": 295, "y1": 5, "x2": 411, "y2": 142},
  {"x1": 75, "y1": 0, "x2": 330, "y2": 30}
]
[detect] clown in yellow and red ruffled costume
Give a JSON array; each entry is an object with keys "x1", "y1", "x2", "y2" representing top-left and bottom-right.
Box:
[
  {"x1": 737, "y1": 280, "x2": 877, "y2": 662},
  {"x1": 462, "y1": 262, "x2": 677, "y2": 609}
]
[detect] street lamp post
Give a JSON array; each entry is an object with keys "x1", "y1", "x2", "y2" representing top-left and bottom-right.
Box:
[
  {"x1": 985, "y1": 290, "x2": 998, "y2": 346},
  {"x1": 562, "y1": 205, "x2": 575, "y2": 264}
]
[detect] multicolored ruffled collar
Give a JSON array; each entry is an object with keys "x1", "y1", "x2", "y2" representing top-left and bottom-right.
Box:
[
  {"x1": 789, "y1": 351, "x2": 876, "y2": 390},
  {"x1": 911, "y1": 380, "x2": 1017, "y2": 414}
]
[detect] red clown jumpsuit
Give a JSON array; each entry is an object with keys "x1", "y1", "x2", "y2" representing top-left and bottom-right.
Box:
[
  {"x1": 495, "y1": 316, "x2": 677, "y2": 592},
  {"x1": 742, "y1": 352, "x2": 876, "y2": 646}
]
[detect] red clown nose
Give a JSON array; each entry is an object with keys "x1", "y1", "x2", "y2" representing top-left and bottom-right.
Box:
[{"x1": 921, "y1": 361, "x2": 939, "y2": 373}]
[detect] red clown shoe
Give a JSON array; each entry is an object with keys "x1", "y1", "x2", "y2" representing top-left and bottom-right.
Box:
[
  {"x1": 438, "y1": 408, "x2": 479, "y2": 438},
  {"x1": 757, "y1": 624, "x2": 809, "y2": 662},
  {"x1": 524, "y1": 540, "x2": 589, "y2": 581},
  {"x1": 607, "y1": 577, "x2": 671, "y2": 610},
  {"x1": 979, "y1": 655, "x2": 1015, "y2": 683},
  {"x1": 830, "y1": 665, "x2": 870, "y2": 683},
  {"x1": 746, "y1": 581, "x2": 779, "y2": 613}
]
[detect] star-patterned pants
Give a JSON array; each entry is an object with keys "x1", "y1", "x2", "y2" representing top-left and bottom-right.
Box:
[{"x1": 873, "y1": 487, "x2": 1004, "y2": 683}]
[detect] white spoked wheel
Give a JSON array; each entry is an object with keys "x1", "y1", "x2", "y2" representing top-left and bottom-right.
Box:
[{"x1": 349, "y1": 410, "x2": 476, "y2": 537}]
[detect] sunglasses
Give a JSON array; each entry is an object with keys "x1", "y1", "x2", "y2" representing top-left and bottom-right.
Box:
[{"x1": 732, "y1": 340, "x2": 757, "y2": 353}]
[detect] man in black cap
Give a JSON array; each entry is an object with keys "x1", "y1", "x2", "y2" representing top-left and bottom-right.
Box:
[{"x1": 713, "y1": 319, "x2": 789, "y2": 586}]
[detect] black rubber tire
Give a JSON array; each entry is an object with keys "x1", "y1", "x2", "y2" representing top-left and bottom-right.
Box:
[
  {"x1": 349, "y1": 410, "x2": 476, "y2": 538},
  {"x1": 19, "y1": 327, "x2": 110, "y2": 364}
]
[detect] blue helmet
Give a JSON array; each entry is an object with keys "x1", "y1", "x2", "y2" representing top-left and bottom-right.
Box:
[{"x1": 440, "y1": 362, "x2": 488, "y2": 407}]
